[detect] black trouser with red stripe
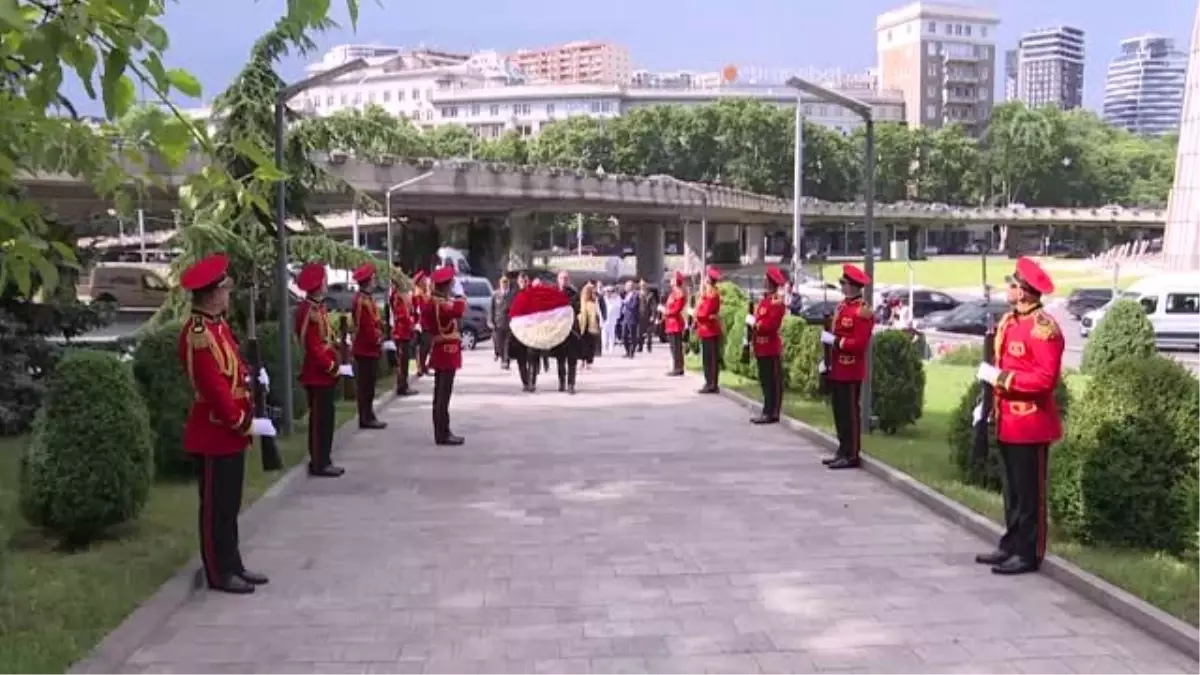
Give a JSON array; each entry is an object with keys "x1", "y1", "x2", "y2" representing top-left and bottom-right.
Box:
[
  {"x1": 354, "y1": 355, "x2": 380, "y2": 424},
  {"x1": 395, "y1": 339, "x2": 412, "y2": 393},
  {"x1": 668, "y1": 332, "x2": 685, "y2": 373},
  {"x1": 195, "y1": 451, "x2": 246, "y2": 587},
  {"x1": 755, "y1": 355, "x2": 783, "y2": 420},
  {"x1": 830, "y1": 380, "x2": 862, "y2": 461},
  {"x1": 306, "y1": 386, "x2": 337, "y2": 470},
  {"x1": 998, "y1": 443, "x2": 1049, "y2": 564},
  {"x1": 700, "y1": 337, "x2": 720, "y2": 390}
]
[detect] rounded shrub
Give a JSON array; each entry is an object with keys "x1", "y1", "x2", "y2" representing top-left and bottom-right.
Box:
[
  {"x1": 1052, "y1": 355, "x2": 1198, "y2": 553},
  {"x1": 19, "y1": 350, "x2": 153, "y2": 545},
  {"x1": 131, "y1": 321, "x2": 193, "y2": 479},
  {"x1": 948, "y1": 375, "x2": 1071, "y2": 490},
  {"x1": 780, "y1": 318, "x2": 823, "y2": 399},
  {"x1": 1080, "y1": 299, "x2": 1156, "y2": 375},
  {"x1": 870, "y1": 329, "x2": 926, "y2": 433}
]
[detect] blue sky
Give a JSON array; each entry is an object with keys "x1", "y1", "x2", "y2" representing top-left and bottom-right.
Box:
[{"x1": 116, "y1": 0, "x2": 1195, "y2": 114}]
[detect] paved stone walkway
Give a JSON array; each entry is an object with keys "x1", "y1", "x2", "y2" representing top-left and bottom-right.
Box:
[{"x1": 120, "y1": 349, "x2": 1196, "y2": 674}]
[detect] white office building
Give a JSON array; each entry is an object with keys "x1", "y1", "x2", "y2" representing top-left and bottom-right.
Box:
[
  {"x1": 1103, "y1": 35, "x2": 1187, "y2": 136},
  {"x1": 1013, "y1": 25, "x2": 1085, "y2": 110},
  {"x1": 291, "y1": 45, "x2": 905, "y2": 139}
]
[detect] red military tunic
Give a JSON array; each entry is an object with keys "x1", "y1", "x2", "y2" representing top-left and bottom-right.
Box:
[
  {"x1": 390, "y1": 290, "x2": 415, "y2": 342},
  {"x1": 428, "y1": 294, "x2": 467, "y2": 371},
  {"x1": 351, "y1": 291, "x2": 383, "y2": 359},
  {"x1": 829, "y1": 297, "x2": 875, "y2": 382},
  {"x1": 752, "y1": 294, "x2": 786, "y2": 358},
  {"x1": 663, "y1": 288, "x2": 687, "y2": 335},
  {"x1": 179, "y1": 311, "x2": 252, "y2": 456},
  {"x1": 295, "y1": 298, "x2": 339, "y2": 387},
  {"x1": 694, "y1": 288, "x2": 722, "y2": 339},
  {"x1": 993, "y1": 305, "x2": 1065, "y2": 445},
  {"x1": 416, "y1": 291, "x2": 435, "y2": 333}
]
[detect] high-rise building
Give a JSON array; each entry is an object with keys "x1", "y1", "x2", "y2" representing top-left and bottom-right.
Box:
[
  {"x1": 507, "y1": 41, "x2": 632, "y2": 85},
  {"x1": 1103, "y1": 35, "x2": 1187, "y2": 135},
  {"x1": 1004, "y1": 49, "x2": 1019, "y2": 101},
  {"x1": 1012, "y1": 26, "x2": 1085, "y2": 110},
  {"x1": 876, "y1": 2, "x2": 1001, "y2": 136},
  {"x1": 1163, "y1": 10, "x2": 1200, "y2": 272}
]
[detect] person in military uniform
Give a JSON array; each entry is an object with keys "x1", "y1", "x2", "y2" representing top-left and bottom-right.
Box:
[
  {"x1": 662, "y1": 271, "x2": 688, "y2": 376},
  {"x1": 509, "y1": 272, "x2": 540, "y2": 391},
  {"x1": 820, "y1": 264, "x2": 875, "y2": 470},
  {"x1": 295, "y1": 263, "x2": 348, "y2": 478},
  {"x1": 552, "y1": 270, "x2": 581, "y2": 393},
  {"x1": 412, "y1": 271, "x2": 432, "y2": 378},
  {"x1": 750, "y1": 266, "x2": 787, "y2": 424},
  {"x1": 178, "y1": 253, "x2": 275, "y2": 594},
  {"x1": 350, "y1": 263, "x2": 387, "y2": 430},
  {"x1": 694, "y1": 265, "x2": 723, "y2": 394},
  {"x1": 428, "y1": 265, "x2": 467, "y2": 445},
  {"x1": 974, "y1": 257, "x2": 1065, "y2": 576},
  {"x1": 389, "y1": 275, "x2": 418, "y2": 396}
]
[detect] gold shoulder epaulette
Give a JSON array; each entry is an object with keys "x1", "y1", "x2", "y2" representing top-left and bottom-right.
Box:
[
  {"x1": 187, "y1": 319, "x2": 210, "y2": 349},
  {"x1": 1031, "y1": 309, "x2": 1060, "y2": 340}
]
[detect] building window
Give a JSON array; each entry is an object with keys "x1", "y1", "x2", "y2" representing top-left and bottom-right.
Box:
[
  {"x1": 412, "y1": 88, "x2": 420, "y2": 100},
  {"x1": 803, "y1": 104, "x2": 813, "y2": 115},
  {"x1": 944, "y1": 23, "x2": 952, "y2": 34},
  {"x1": 981, "y1": 26, "x2": 988, "y2": 37},
  {"x1": 424, "y1": 110, "x2": 432, "y2": 121},
  {"x1": 490, "y1": 104, "x2": 500, "y2": 116},
  {"x1": 382, "y1": 91, "x2": 391, "y2": 102},
  {"x1": 927, "y1": 85, "x2": 937, "y2": 98},
  {"x1": 514, "y1": 103, "x2": 531, "y2": 116},
  {"x1": 326, "y1": 95, "x2": 334, "y2": 106},
  {"x1": 954, "y1": 24, "x2": 962, "y2": 35},
  {"x1": 441, "y1": 106, "x2": 458, "y2": 118},
  {"x1": 926, "y1": 104, "x2": 937, "y2": 119},
  {"x1": 339, "y1": 94, "x2": 348, "y2": 105},
  {"x1": 964, "y1": 24, "x2": 971, "y2": 36},
  {"x1": 397, "y1": 89, "x2": 405, "y2": 101},
  {"x1": 590, "y1": 101, "x2": 601, "y2": 113},
  {"x1": 470, "y1": 104, "x2": 480, "y2": 116},
  {"x1": 927, "y1": 64, "x2": 938, "y2": 76},
  {"x1": 368, "y1": 91, "x2": 376, "y2": 102},
  {"x1": 546, "y1": 103, "x2": 555, "y2": 115},
  {"x1": 928, "y1": 20, "x2": 936, "y2": 32},
  {"x1": 601, "y1": 101, "x2": 613, "y2": 113},
  {"x1": 425, "y1": 88, "x2": 432, "y2": 101},
  {"x1": 352, "y1": 92, "x2": 361, "y2": 104},
  {"x1": 927, "y1": 41, "x2": 937, "y2": 55}
]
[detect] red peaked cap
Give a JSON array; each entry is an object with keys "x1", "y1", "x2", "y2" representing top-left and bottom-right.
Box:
[
  {"x1": 352, "y1": 263, "x2": 375, "y2": 283},
  {"x1": 509, "y1": 285, "x2": 571, "y2": 319},
  {"x1": 180, "y1": 254, "x2": 229, "y2": 291},
  {"x1": 841, "y1": 264, "x2": 871, "y2": 287},
  {"x1": 296, "y1": 263, "x2": 326, "y2": 294},
  {"x1": 1011, "y1": 256, "x2": 1055, "y2": 295},
  {"x1": 706, "y1": 265, "x2": 721, "y2": 282},
  {"x1": 672, "y1": 270, "x2": 685, "y2": 285},
  {"x1": 765, "y1": 265, "x2": 787, "y2": 286},
  {"x1": 430, "y1": 264, "x2": 455, "y2": 285}
]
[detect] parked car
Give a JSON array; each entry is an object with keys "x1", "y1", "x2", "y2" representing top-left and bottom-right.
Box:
[
  {"x1": 1065, "y1": 287, "x2": 1114, "y2": 319},
  {"x1": 797, "y1": 299, "x2": 839, "y2": 326},
  {"x1": 918, "y1": 300, "x2": 1009, "y2": 336},
  {"x1": 453, "y1": 275, "x2": 495, "y2": 315},
  {"x1": 876, "y1": 289, "x2": 960, "y2": 320},
  {"x1": 459, "y1": 304, "x2": 492, "y2": 350},
  {"x1": 78, "y1": 263, "x2": 173, "y2": 311}
]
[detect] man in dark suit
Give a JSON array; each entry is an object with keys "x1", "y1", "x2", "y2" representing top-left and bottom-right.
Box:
[
  {"x1": 637, "y1": 279, "x2": 656, "y2": 353},
  {"x1": 552, "y1": 271, "x2": 582, "y2": 392},
  {"x1": 490, "y1": 276, "x2": 513, "y2": 369},
  {"x1": 620, "y1": 280, "x2": 640, "y2": 358}
]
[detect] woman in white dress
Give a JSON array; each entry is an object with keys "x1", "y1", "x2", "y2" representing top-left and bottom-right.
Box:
[{"x1": 601, "y1": 285, "x2": 621, "y2": 355}]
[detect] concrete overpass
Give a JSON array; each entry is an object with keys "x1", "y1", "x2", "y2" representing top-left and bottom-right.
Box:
[{"x1": 28, "y1": 151, "x2": 1168, "y2": 281}]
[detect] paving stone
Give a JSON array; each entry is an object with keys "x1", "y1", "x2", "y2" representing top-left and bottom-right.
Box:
[{"x1": 103, "y1": 351, "x2": 1197, "y2": 674}]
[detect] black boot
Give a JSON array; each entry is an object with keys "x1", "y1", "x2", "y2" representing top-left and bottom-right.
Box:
[
  {"x1": 976, "y1": 549, "x2": 1013, "y2": 565},
  {"x1": 210, "y1": 574, "x2": 255, "y2": 594},
  {"x1": 237, "y1": 569, "x2": 269, "y2": 585},
  {"x1": 992, "y1": 557, "x2": 1038, "y2": 575},
  {"x1": 826, "y1": 457, "x2": 860, "y2": 470}
]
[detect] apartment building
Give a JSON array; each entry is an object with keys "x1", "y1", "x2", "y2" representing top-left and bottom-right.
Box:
[
  {"x1": 1012, "y1": 26, "x2": 1085, "y2": 110},
  {"x1": 1103, "y1": 35, "x2": 1188, "y2": 136},
  {"x1": 507, "y1": 41, "x2": 632, "y2": 85}
]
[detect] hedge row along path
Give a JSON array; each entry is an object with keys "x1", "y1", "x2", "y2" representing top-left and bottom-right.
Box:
[{"x1": 102, "y1": 350, "x2": 1194, "y2": 674}]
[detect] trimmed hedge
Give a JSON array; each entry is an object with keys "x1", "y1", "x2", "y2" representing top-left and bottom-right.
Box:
[
  {"x1": 19, "y1": 350, "x2": 152, "y2": 545},
  {"x1": 780, "y1": 318, "x2": 822, "y2": 398},
  {"x1": 131, "y1": 322, "x2": 193, "y2": 479},
  {"x1": 1080, "y1": 299, "x2": 1156, "y2": 375},
  {"x1": 1051, "y1": 355, "x2": 1199, "y2": 553},
  {"x1": 948, "y1": 376, "x2": 1072, "y2": 490},
  {"x1": 870, "y1": 330, "x2": 925, "y2": 433}
]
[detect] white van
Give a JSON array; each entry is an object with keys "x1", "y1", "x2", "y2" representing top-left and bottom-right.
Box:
[
  {"x1": 1080, "y1": 272, "x2": 1200, "y2": 350},
  {"x1": 437, "y1": 247, "x2": 472, "y2": 276}
]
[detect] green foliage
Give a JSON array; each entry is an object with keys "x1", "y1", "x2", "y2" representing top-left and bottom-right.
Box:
[
  {"x1": 130, "y1": 322, "x2": 193, "y2": 479},
  {"x1": 938, "y1": 342, "x2": 984, "y2": 365},
  {"x1": 254, "y1": 321, "x2": 309, "y2": 422},
  {"x1": 780, "y1": 318, "x2": 823, "y2": 399},
  {"x1": 1052, "y1": 356, "x2": 1199, "y2": 553},
  {"x1": 1080, "y1": 299, "x2": 1157, "y2": 375},
  {"x1": 949, "y1": 377, "x2": 1071, "y2": 490},
  {"x1": 19, "y1": 350, "x2": 152, "y2": 544},
  {"x1": 870, "y1": 330, "x2": 926, "y2": 433},
  {"x1": 718, "y1": 283, "x2": 755, "y2": 379}
]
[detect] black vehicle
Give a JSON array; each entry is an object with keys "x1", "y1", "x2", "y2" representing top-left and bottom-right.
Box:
[
  {"x1": 922, "y1": 300, "x2": 1009, "y2": 336},
  {"x1": 1065, "y1": 287, "x2": 1114, "y2": 319},
  {"x1": 459, "y1": 304, "x2": 492, "y2": 351},
  {"x1": 797, "y1": 299, "x2": 840, "y2": 326},
  {"x1": 877, "y1": 289, "x2": 961, "y2": 319}
]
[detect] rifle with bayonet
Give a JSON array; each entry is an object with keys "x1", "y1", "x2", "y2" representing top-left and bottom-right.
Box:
[
  {"x1": 338, "y1": 314, "x2": 356, "y2": 401},
  {"x1": 383, "y1": 277, "x2": 398, "y2": 371},
  {"x1": 972, "y1": 248, "x2": 996, "y2": 469},
  {"x1": 819, "y1": 257, "x2": 832, "y2": 396},
  {"x1": 246, "y1": 269, "x2": 282, "y2": 472}
]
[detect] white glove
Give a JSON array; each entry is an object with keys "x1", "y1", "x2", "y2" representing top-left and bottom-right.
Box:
[
  {"x1": 972, "y1": 404, "x2": 984, "y2": 425},
  {"x1": 976, "y1": 362, "x2": 1001, "y2": 385},
  {"x1": 817, "y1": 361, "x2": 827, "y2": 374},
  {"x1": 744, "y1": 314, "x2": 756, "y2": 327},
  {"x1": 685, "y1": 307, "x2": 694, "y2": 317},
  {"x1": 820, "y1": 331, "x2": 837, "y2": 346},
  {"x1": 250, "y1": 417, "x2": 276, "y2": 437},
  {"x1": 414, "y1": 324, "x2": 423, "y2": 333},
  {"x1": 383, "y1": 340, "x2": 397, "y2": 352},
  {"x1": 338, "y1": 363, "x2": 354, "y2": 377},
  {"x1": 257, "y1": 367, "x2": 270, "y2": 390},
  {"x1": 657, "y1": 304, "x2": 666, "y2": 313}
]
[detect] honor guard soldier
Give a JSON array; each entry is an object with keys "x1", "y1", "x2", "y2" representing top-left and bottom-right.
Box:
[
  {"x1": 351, "y1": 263, "x2": 387, "y2": 430},
  {"x1": 820, "y1": 264, "x2": 876, "y2": 470},
  {"x1": 750, "y1": 266, "x2": 787, "y2": 424},
  {"x1": 974, "y1": 257, "x2": 1064, "y2": 575},
  {"x1": 178, "y1": 253, "x2": 275, "y2": 594},
  {"x1": 412, "y1": 271, "x2": 432, "y2": 378},
  {"x1": 663, "y1": 271, "x2": 688, "y2": 376},
  {"x1": 389, "y1": 276, "x2": 418, "y2": 396},
  {"x1": 295, "y1": 263, "x2": 349, "y2": 477},
  {"x1": 428, "y1": 265, "x2": 466, "y2": 446},
  {"x1": 694, "y1": 265, "x2": 723, "y2": 394}
]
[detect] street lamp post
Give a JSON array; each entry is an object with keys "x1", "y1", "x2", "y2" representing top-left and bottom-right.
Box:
[
  {"x1": 385, "y1": 172, "x2": 435, "y2": 269},
  {"x1": 273, "y1": 58, "x2": 369, "y2": 435},
  {"x1": 791, "y1": 101, "x2": 804, "y2": 282},
  {"x1": 786, "y1": 76, "x2": 876, "y2": 436}
]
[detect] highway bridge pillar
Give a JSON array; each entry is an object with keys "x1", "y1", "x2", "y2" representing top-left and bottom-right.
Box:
[
  {"x1": 744, "y1": 225, "x2": 766, "y2": 264},
  {"x1": 635, "y1": 222, "x2": 665, "y2": 285},
  {"x1": 505, "y1": 210, "x2": 535, "y2": 271}
]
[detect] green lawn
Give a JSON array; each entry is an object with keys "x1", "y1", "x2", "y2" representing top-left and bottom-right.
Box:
[
  {"x1": 809, "y1": 258, "x2": 1143, "y2": 294},
  {"x1": 702, "y1": 358, "x2": 1199, "y2": 626},
  {"x1": 0, "y1": 383, "x2": 389, "y2": 673}
]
